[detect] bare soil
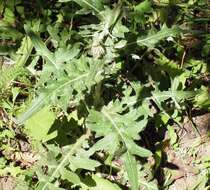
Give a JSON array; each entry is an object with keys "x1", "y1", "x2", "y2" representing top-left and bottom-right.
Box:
[{"x1": 167, "y1": 113, "x2": 210, "y2": 190}]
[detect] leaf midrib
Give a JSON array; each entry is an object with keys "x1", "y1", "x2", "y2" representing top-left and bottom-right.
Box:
[{"x1": 17, "y1": 73, "x2": 89, "y2": 124}]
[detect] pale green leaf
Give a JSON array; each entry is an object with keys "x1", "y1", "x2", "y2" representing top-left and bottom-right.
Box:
[
  {"x1": 125, "y1": 138, "x2": 152, "y2": 157},
  {"x1": 60, "y1": 168, "x2": 81, "y2": 185},
  {"x1": 17, "y1": 93, "x2": 49, "y2": 124},
  {"x1": 123, "y1": 152, "x2": 139, "y2": 190},
  {"x1": 90, "y1": 175, "x2": 122, "y2": 190},
  {"x1": 26, "y1": 30, "x2": 58, "y2": 69},
  {"x1": 55, "y1": 45, "x2": 80, "y2": 64},
  {"x1": 17, "y1": 72, "x2": 89, "y2": 124},
  {"x1": 69, "y1": 156, "x2": 101, "y2": 171},
  {"x1": 154, "y1": 52, "x2": 183, "y2": 77},
  {"x1": 86, "y1": 133, "x2": 119, "y2": 156},
  {"x1": 41, "y1": 133, "x2": 90, "y2": 189},
  {"x1": 137, "y1": 25, "x2": 180, "y2": 48},
  {"x1": 17, "y1": 57, "x2": 104, "y2": 124},
  {"x1": 152, "y1": 90, "x2": 195, "y2": 102},
  {"x1": 25, "y1": 106, "x2": 55, "y2": 141},
  {"x1": 134, "y1": 0, "x2": 152, "y2": 13}
]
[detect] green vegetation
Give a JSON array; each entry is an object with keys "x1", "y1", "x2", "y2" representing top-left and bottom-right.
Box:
[{"x1": 0, "y1": 0, "x2": 209, "y2": 189}]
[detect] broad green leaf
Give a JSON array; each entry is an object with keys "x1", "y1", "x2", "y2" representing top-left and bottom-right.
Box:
[
  {"x1": 17, "y1": 57, "x2": 104, "y2": 124},
  {"x1": 125, "y1": 138, "x2": 152, "y2": 158},
  {"x1": 152, "y1": 89, "x2": 195, "y2": 110},
  {"x1": 69, "y1": 156, "x2": 101, "y2": 171},
  {"x1": 194, "y1": 86, "x2": 210, "y2": 110},
  {"x1": 123, "y1": 152, "x2": 139, "y2": 190},
  {"x1": 41, "y1": 133, "x2": 90, "y2": 189},
  {"x1": 86, "y1": 133, "x2": 119, "y2": 156},
  {"x1": 17, "y1": 93, "x2": 49, "y2": 124},
  {"x1": 152, "y1": 90, "x2": 195, "y2": 102},
  {"x1": 87, "y1": 100, "x2": 152, "y2": 190},
  {"x1": 17, "y1": 73, "x2": 89, "y2": 124},
  {"x1": 25, "y1": 106, "x2": 56, "y2": 141},
  {"x1": 154, "y1": 52, "x2": 183, "y2": 77},
  {"x1": 26, "y1": 30, "x2": 58, "y2": 69},
  {"x1": 60, "y1": 168, "x2": 81, "y2": 185},
  {"x1": 134, "y1": 0, "x2": 152, "y2": 13},
  {"x1": 55, "y1": 45, "x2": 80, "y2": 64},
  {"x1": 137, "y1": 25, "x2": 180, "y2": 48},
  {"x1": 90, "y1": 175, "x2": 122, "y2": 190}
]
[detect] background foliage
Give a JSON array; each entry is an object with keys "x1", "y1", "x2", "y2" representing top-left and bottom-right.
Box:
[{"x1": 0, "y1": 0, "x2": 209, "y2": 190}]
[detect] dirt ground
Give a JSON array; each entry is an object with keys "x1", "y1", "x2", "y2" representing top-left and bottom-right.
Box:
[{"x1": 167, "y1": 113, "x2": 210, "y2": 190}]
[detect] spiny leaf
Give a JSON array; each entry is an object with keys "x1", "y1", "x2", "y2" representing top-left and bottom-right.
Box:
[
  {"x1": 152, "y1": 90, "x2": 196, "y2": 102},
  {"x1": 26, "y1": 30, "x2": 58, "y2": 69},
  {"x1": 154, "y1": 51, "x2": 183, "y2": 77},
  {"x1": 137, "y1": 25, "x2": 180, "y2": 48},
  {"x1": 123, "y1": 151, "x2": 139, "y2": 190},
  {"x1": 125, "y1": 138, "x2": 152, "y2": 158},
  {"x1": 55, "y1": 45, "x2": 80, "y2": 64},
  {"x1": 41, "y1": 132, "x2": 90, "y2": 190},
  {"x1": 17, "y1": 73, "x2": 89, "y2": 124},
  {"x1": 17, "y1": 57, "x2": 105, "y2": 124},
  {"x1": 86, "y1": 133, "x2": 119, "y2": 156},
  {"x1": 87, "y1": 101, "x2": 152, "y2": 190},
  {"x1": 87, "y1": 101, "x2": 152, "y2": 157}
]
